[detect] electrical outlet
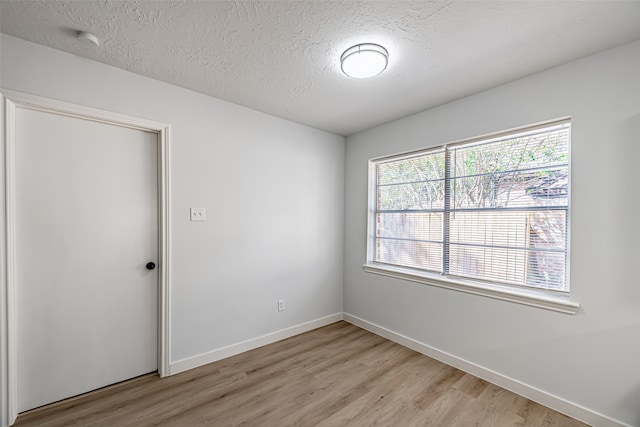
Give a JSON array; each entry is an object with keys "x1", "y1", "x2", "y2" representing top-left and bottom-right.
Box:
[
  {"x1": 190, "y1": 207, "x2": 206, "y2": 221},
  {"x1": 278, "y1": 299, "x2": 285, "y2": 312}
]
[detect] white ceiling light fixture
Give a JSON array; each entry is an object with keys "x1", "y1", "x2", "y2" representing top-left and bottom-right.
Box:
[{"x1": 340, "y1": 43, "x2": 389, "y2": 79}]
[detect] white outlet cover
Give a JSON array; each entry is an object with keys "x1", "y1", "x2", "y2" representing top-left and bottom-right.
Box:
[{"x1": 190, "y1": 207, "x2": 206, "y2": 221}]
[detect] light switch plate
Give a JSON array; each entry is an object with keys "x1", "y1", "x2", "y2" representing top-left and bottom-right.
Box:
[{"x1": 190, "y1": 208, "x2": 206, "y2": 221}]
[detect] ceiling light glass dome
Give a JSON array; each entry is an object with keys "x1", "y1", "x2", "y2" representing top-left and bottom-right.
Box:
[{"x1": 340, "y1": 43, "x2": 389, "y2": 79}]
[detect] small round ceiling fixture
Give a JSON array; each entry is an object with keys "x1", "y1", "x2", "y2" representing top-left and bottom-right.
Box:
[
  {"x1": 77, "y1": 31, "x2": 100, "y2": 47},
  {"x1": 340, "y1": 43, "x2": 388, "y2": 79}
]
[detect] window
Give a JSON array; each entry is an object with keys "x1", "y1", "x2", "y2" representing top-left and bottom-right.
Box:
[{"x1": 366, "y1": 119, "x2": 576, "y2": 312}]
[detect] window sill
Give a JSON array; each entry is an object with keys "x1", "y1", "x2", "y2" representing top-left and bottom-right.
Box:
[{"x1": 362, "y1": 263, "x2": 579, "y2": 315}]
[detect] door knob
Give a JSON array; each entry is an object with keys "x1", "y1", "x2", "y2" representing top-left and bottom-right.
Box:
[{"x1": 146, "y1": 262, "x2": 156, "y2": 270}]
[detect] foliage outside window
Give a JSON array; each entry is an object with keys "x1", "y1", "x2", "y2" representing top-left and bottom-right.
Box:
[{"x1": 368, "y1": 120, "x2": 570, "y2": 293}]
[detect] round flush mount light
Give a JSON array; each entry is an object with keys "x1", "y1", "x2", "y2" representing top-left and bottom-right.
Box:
[
  {"x1": 77, "y1": 31, "x2": 100, "y2": 47},
  {"x1": 340, "y1": 43, "x2": 388, "y2": 79}
]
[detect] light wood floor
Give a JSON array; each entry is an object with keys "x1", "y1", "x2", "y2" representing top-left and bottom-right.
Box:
[{"x1": 15, "y1": 321, "x2": 588, "y2": 427}]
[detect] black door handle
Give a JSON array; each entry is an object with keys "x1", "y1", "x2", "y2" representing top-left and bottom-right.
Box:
[{"x1": 146, "y1": 262, "x2": 156, "y2": 270}]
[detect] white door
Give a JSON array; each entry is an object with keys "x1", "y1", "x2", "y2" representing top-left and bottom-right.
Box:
[{"x1": 15, "y1": 108, "x2": 158, "y2": 412}]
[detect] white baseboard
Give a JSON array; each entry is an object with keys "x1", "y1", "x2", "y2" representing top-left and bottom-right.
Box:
[
  {"x1": 169, "y1": 313, "x2": 343, "y2": 375},
  {"x1": 343, "y1": 313, "x2": 629, "y2": 427}
]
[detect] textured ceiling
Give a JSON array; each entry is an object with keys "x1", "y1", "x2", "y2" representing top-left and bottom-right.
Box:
[{"x1": 1, "y1": 1, "x2": 639, "y2": 136}]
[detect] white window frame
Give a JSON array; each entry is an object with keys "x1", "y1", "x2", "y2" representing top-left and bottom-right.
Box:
[{"x1": 364, "y1": 118, "x2": 579, "y2": 314}]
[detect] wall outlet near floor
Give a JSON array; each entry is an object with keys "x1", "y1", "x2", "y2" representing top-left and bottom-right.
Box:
[
  {"x1": 190, "y1": 207, "x2": 206, "y2": 221},
  {"x1": 278, "y1": 299, "x2": 285, "y2": 312}
]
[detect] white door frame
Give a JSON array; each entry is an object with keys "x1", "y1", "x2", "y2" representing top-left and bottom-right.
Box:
[{"x1": 0, "y1": 90, "x2": 171, "y2": 427}]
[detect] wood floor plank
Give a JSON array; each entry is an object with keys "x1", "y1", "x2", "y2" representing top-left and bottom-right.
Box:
[
  {"x1": 453, "y1": 373, "x2": 491, "y2": 399},
  {"x1": 14, "y1": 321, "x2": 590, "y2": 427}
]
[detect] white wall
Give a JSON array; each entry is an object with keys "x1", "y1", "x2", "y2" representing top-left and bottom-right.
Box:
[
  {"x1": 0, "y1": 35, "x2": 344, "y2": 366},
  {"x1": 344, "y1": 40, "x2": 640, "y2": 426}
]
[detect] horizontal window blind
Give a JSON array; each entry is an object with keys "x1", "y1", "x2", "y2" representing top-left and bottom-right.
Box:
[
  {"x1": 372, "y1": 120, "x2": 570, "y2": 292},
  {"x1": 375, "y1": 149, "x2": 445, "y2": 274}
]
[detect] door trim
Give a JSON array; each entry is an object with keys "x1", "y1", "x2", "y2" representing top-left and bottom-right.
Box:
[{"x1": 0, "y1": 89, "x2": 171, "y2": 427}]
